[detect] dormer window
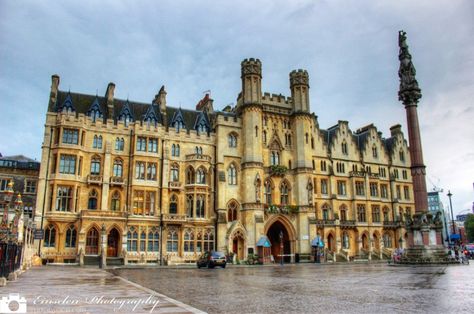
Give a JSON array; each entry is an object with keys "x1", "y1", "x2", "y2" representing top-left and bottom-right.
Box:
[{"x1": 197, "y1": 122, "x2": 207, "y2": 135}]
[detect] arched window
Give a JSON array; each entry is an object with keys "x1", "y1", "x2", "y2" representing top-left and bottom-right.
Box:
[
  {"x1": 186, "y1": 195, "x2": 194, "y2": 217},
  {"x1": 322, "y1": 204, "x2": 330, "y2": 220},
  {"x1": 115, "y1": 137, "x2": 124, "y2": 151},
  {"x1": 170, "y1": 164, "x2": 179, "y2": 182},
  {"x1": 372, "y1": 145, "x2": 378, "y2": 158},
  {"x1": 195, "y1": 146, "x2": 203, "y2": 156},
  {"x1": 111, "y1": 190, "x2": 120, "y2": 211},
  {"x1": 383, "y1": 234, "x2": 392, "y2": 248},
  {"x1": 140, "y1": 231, "x2": 146, "y2": 251},
  {"x1": 44, "y1": 225, "x2": 56, "y2": 247},
  {"x1": 88, "y1": 189, "x2": 98, "y2": 210},
  {"x1": 197, "y1": 122, "x2": 207, "y2": 135},
  {"x1": 203, "y1": 230, "x2": 214, "y2": 252},
  {"x1": 196, "y1": 167, "x2": 206, "y2": 184},
  {"x1": 184, "y1": 230, "x2": 195, "y2": 252},
  {"x1": 264, "y1": 180, "x2": 272, "y2": 204},
  {"x1": 271, "y1": 151, "x2": 280, "y2": 166},
  {"x1": 342, "y1": 232, "x2": 350, "y2": 249},
  {"x1": 280, "y1": 181, "x2": 289, "y2": 205},
  {"x1": 357, "y1": 204, "x2": 366, "y2": 222},
  {"x1": 228, "y1": 133, "x2": 237, "y2": 147},
  {"x1": 96, "y1": 136, "x2": 103, "y2": 149},
  {"x1": 148, "y1": 227, "x2": 159, "y2": 252},
  {"x1": 341, "y1": 141, "x2": 348, "y2": 155},
  {"x1": 86, "y1": 227, "x2": 99, "y2": 254},
  {"x1": 90, "y1": 156, "x2": 101, "y2": 175},
  {"x1": 171, "y1": 144, "x2": 176, "y2": 156},
  {"x1": 227, "y1": 201, "x2": 238, "y2": 222},
  {"x1": 399, "y1": 150, "x2": 405, "y2": 162},
  {"x1": 127, "y1": 227, "x2": 138, "y2": 252},
  {"x1": 339, "y1": 205, "x2": 347, "y2": 221},
  {"x1": 383, "y1": 207, "x2": 390, "y2": 222},
  {"x1": 196, "y1": 195, "x2": 205, "y2": 218},
  {"x1": 167, "y1": 230, "x2": 178, "y2": 252},
  {"x1": 186, "y1": 167, "x2": 195, "y2": 184},
  {"x1": 65, "y1": 225, "x2": 76, "y2": 248},
  {"x1": 320, "y1": 160, "x2": 327, "y2": 171},
  {"x1": 93, "y1": 135, "x2": 99, "y2": 148},
  {"x1": 228, "y1": 164, "x2": 237, "y2": 185},
  {"x1": 176, "y1": 144, "x2": 180, "y2": 156},
  {"x1": 113, "y1": 159, "x2": 123, "y2": 177},
  {"x1": 169, "y1": 194, "x2": 178, "y2": 214}
]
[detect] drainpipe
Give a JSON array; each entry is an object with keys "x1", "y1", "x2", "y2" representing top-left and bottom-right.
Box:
[
  {"x1": 126, "y1": 130, "x2": 133, "y2": 212},
  {"x1": 213, "y1": 140, "x2": 218, "y2": 251},
  {"x1": 159, "y1": 139, "x2": 165, "y2": 265},
  {"x1": 38, "y1": 126, "x2": 53, "y2": 255}
]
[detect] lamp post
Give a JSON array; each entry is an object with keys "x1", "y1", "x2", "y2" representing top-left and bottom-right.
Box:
[
  {"x1": 279, "y1": 230, "x2": 284, "y2": 266},
  {"x1": 447, "y1": 190, "x2": 456, "y2": 244}
]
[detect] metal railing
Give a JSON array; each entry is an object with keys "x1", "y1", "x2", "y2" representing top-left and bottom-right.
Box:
[{"x1": 0, "y1": 242, "x2": 22, "y2": 279}]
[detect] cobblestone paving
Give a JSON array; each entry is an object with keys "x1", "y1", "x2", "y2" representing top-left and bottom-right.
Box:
[
  {"x1": 0, "y1": 266, "x2": 204, "y2": 314},
  {"x1": 112, "y1": 263, "x2": 474, "y2": 314}
]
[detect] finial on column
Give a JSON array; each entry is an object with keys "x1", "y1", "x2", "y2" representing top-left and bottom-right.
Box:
[{"x1": 398, "y1": 31, "x2": 422, "y2": 105}]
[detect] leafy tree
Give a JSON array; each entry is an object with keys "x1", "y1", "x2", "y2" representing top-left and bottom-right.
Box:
[{"x1": 464, "y1": 214, "x2": 474, "y2": 243}]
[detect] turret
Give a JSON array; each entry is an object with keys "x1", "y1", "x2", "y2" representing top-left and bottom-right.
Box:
[
  {"x1": 156, "y1": 85, "x2": 167, "y2": 127},
  {"x1": 49, "y1": 74, "x2": 60, "y2": 108},
  {"x1": 105, "y1": 82, "x2": 115, "y2": 120},
  {"x1": 290, "y1": 69, "x2": 310, "y2": 112},
  {"x1": 241, "y1": 58, "x2": 262, "y2": 106}
]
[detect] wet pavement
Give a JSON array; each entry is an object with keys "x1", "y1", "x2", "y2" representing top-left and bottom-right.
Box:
[
  {"x1": 111, "y1": 263, "x2": 474, "y2": 314},
  {"x1": 0, "y1": 266, "x2": 203, "y2": 313}
]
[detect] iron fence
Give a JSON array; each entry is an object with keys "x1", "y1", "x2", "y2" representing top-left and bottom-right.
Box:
[{"x1": 0, "y1": 242, "x2": 22, "y2": 278}]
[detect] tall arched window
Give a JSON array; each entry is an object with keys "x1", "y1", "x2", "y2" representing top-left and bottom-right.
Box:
[
  {"x1": 196, "y1": 167, "x2": 206, "y2": 184},
  {"x1": 186, "y1": 166, "x2": 195, "y2": 184},
  {"x1": 271, "y1": 151, "x2": 280, "y2": 166},
  {"x1": 171, "y1": 144, "x2": 176, "y2": 156},
  {"x1": 383, "y1": 207, "x2": 390, "y2": 222},
  {"x1": 186, "y1": 195, "x2": 194, "y2": 217},
  {"x1": 148, "y1": 227, "x2": 159, "y2": 252},
  {"x1": 204, "y1": 230, "x2": 214, "y2": 252},
  {"x1": 399, "y1": 150, "x2": 405, "y2": 162},
  {"x1": 88, "y1": 189, "x2": 98, "y2": 210},
  {"x1": 90, "y1": 156, "x2": 101, "y2": 175},
  {"x1": 372, "y1": 145, "x2": 378, "y2": 158},
  {"x1": 339, "y1": 205, "x2": 347, "y2": 221},
  {"x1": 86, "y1": 228, "x2": 99, "y2": 254},
  {"x1": 228, "y1": 164, "x2": 237, "y2": 185},
  {"x1": 341, "y1": 141, "x2": 348, "y2": 155},
  {"x1": 184, "y1": 230, "x2": 195, "y2": 252},
  {"x1": 167, "y1": 230, "x2": 178, "y2": 252},
  {"x1": 264, "y1": 180, "x2": 272, "y2": 204},
  {"x1": 113, "y1": 159, "x2": 123, "y2": 177},
  {"x1": 227, "y1": 201, "x2": 238, "y2": 222},
  {"x1": 65, "y1": 225, "x2": 76, "y2": 248},
  {"x1": 111, "y1": 190, "x2": 121, "y2": 211},
  {"x1": 342, "y1": 232, "x2": 350, "y2": 249},
  {"x1": 176, "y1": 144, "x2": 180, "y2": 156},
  {"x1": 280, "y1": 181, "x2": 289, "y2": 205},
  {"x1": 322, "y1": 204, "x2": 330, "y2": 220},
  {"x1": 127, "y1": 227, "x2": 138, "y2": 251},
  {"x1": 170, "y1": 164, "x2": 179, "y2": 182},
  {"x1": 115, "y1": 137, "x2": 124, "y2": 151},
  {"x1": 196, "y1": 195, "x2": 205, "y2": 218},
  {"x1": 169, "y1": 194, "x2": 178, "y2": 214},
  {"x1": 44, "y1": 225, "x2": 56, "y2": 247},
  {"x1": 383, "y1": 234, "x2": 392, "y2": 248},
  {"x1": 228, "y1": 133, "x2": 237, "y2": 147}
]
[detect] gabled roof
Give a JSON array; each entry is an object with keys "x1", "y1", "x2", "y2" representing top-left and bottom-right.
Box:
[
  {"x1": 142, "y1": 103, "x2": 160, "y2": 124},
  {"x1": 170, "y1": 108, "x2": 187, "y2": 129},
  {"x1": 193, "y1": 110, "x2": 210, "y2": 131},
  {"x1": 56, "y1": 92, "x2": 75, "y2": 112},
  {"x1": 86, "y1": 96, "x2": 104, "y2": 116},
  {"x1": 117, "y1": 100, "x2": 134, "y2": 121}
]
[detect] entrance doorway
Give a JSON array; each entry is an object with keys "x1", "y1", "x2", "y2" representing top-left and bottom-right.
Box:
[
  {"x1": 327, "y1": 233, "x2": 335, "y2": 252},
  {"x1": 107, "y1": 228, "x2": 120, "y2": 257},
  {"x1": 362, "y1": 234, "x2": 369, "y2": 251},
  {"x1": 267, "y1": 221, "x2": 291, "y2": 263},
  {"x1": 232, "y1": 234, "x2": 245, "y2": 261},
  {"x1": 85, "y1": 227, "x2": 99, "y2": 255}
]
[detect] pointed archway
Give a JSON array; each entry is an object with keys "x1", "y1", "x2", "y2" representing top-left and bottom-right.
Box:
[
  {"x1": 265, "y1": 216, "x2": 296, "y2": 263},
  {"x1": 107, "y1": 228, "x2": 120, "y2": 257}
]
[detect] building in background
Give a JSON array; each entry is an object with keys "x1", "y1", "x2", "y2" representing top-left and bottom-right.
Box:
[
  {"x1": 35, "y1": 59, "x2": 415, "y2": 265},
  {"x1": 427, "y1": 191, "x2": 449, "y2": 246}
]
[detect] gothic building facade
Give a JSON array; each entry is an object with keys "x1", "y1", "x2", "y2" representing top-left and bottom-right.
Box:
[{"x1": 35, "y1": 59, "x2": 414, "y2": 264}]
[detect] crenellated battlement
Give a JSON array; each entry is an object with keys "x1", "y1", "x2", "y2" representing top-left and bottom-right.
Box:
[
  {"x1": 241, "y1": 58, "x2": 262, "y2": 77},
  {"x1": 262, "y1": 92, "x2": 292, "y2": 106},
  {"x1": 290, "y1": 69, "x2": 309, "y2": 87}
]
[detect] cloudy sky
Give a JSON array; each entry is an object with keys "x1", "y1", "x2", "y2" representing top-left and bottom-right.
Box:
[{"x1": 0, "y1": 0, "x2": 472, "y2": 215}]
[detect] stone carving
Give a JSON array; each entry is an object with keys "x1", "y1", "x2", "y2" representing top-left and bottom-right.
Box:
[{"x1": 398, "y1": 31, "x2": 422, "y2": 104}]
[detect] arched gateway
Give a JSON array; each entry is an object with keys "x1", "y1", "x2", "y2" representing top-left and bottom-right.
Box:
[{"x1": 264, "y1": 216, "x2": 296, "y2": 263}]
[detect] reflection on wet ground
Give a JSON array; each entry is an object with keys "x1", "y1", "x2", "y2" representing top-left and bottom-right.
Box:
[{"x1": 112, "y1": 263, "x2": 474, "y2": 313}]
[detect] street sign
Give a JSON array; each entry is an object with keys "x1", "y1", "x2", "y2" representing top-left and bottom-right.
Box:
[{"x1": 34, "y1": 229, "x2": 44, "y2": 239}]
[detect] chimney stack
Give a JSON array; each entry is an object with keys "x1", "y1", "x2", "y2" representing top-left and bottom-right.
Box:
[
  {"x1": 49, "y1": 74, "x2": 60, "y2": 108},
  {"x1": 106, "y1": 82, "x2": 115, "y2": 119}
]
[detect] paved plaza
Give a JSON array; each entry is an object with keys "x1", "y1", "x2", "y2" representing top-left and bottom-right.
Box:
[
  {"x1": 0, "y1": 266, "x2": 203, "y2": 314},
  {"x1": 112, "y1": 263, "x2": 474, "y2": 314},
  {"x1": 1, "y1": 263, "x2": 473, "y2": 313}
]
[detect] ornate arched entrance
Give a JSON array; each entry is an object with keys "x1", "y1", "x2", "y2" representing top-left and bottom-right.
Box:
[
  {"x1": 265, "y1": 218, "x2": 295, "y2": 263},
  {"x1": 327, "y1": 233, "x2": 335, "y2": 252},
  {"x1": 231, "y1": 230, "x2": 245, "y2": 261},
  {"x1": 85, "y1": 227, "x2": 99, "y2": 255},
  {"x1": 107, "y1": 228, "x2": 120, "y2": 257}
]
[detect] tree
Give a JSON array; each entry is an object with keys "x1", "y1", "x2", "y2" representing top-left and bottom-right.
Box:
[{"x1": 464, "y1": 214, "x2": 474, "y2": 243}]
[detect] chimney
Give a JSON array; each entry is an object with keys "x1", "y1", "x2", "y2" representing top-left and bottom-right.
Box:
[
  {"x1": 196, "y1": 93, "x2": 214, "y2": 113},
  {"x1": 106, "y1": 82, "x2": 115, "y2": 119},
  {"x1": 390, "y1": 124, "x2": 402, "y2": 137},
  {"x1": 49, "y1": 74, "x2": 60, "y2": 108}
]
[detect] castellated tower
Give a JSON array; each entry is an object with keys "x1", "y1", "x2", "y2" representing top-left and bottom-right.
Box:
[{"x1": 290, "y1": 69, "x2": 310, "y2": 113}]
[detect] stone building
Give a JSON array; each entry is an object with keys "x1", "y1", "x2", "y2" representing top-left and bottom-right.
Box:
[{"x1": 35, "y1": 59, "x2": 414, "y2": 265}]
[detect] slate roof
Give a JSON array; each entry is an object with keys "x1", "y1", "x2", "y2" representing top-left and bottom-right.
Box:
[{"x1": 53, "y1": 91, "x2": 213, "y2": 131}]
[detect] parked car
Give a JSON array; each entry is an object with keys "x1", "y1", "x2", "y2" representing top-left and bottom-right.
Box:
[
  {"x1": 465, "y1": 244, "x2": 474, "y2": 259},
  {"x1": 197, "y1": 251, "x2": 227, "y2": 268}
]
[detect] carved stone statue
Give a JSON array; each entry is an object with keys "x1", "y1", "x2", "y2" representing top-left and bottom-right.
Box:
[{"x1": 398, "y1": 30, "x2": 422, "y2": 103}]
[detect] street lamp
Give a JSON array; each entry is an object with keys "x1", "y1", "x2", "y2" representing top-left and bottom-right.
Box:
[
  {"x1": 447, "y1": 190, "x2": 456, "y2": 244},
  {"x1": 279, "y1": 230, "x2": 284, "y2": 266}
]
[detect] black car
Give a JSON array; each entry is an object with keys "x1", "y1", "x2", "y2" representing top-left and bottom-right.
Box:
[{"x1": 197, "y1": 251, "x2": 227, "y2": 268}]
